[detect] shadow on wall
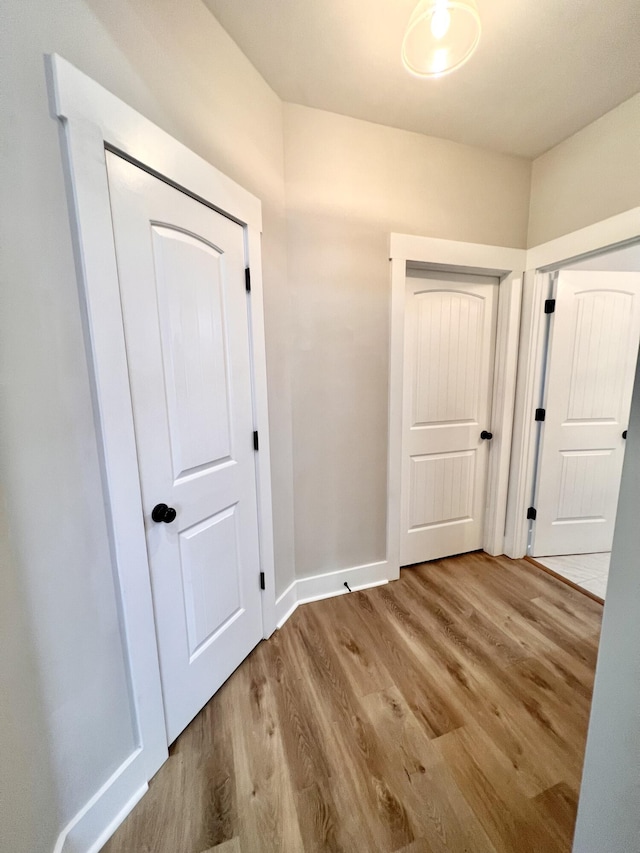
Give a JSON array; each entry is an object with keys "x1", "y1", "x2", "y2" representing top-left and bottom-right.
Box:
[{"x1": 0, "y1": 486, "x2": 60, "y2": 853}]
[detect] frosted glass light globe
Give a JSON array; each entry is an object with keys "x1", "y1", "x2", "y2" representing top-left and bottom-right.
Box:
[
  {"x1": 431, "y1": 7, "x2": 451, "y2": 39},
  {"x1": 402, "y1": 0, "x2": 481, "y2": 78}
]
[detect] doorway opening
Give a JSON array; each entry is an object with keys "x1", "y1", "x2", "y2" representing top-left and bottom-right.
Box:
[
  {"x1": 387, "y1": 235, "x2": 526, "y2": 577},
  {"x1": 525, "y1": 241, "x2": 640, "y2": 601}
]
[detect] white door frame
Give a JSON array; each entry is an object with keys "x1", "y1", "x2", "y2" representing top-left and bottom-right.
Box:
[
  {"x1": 388, "y1": 234, "x2": 526, "y2": 577},
  {"x1": 47, "y1": 54, "x2": 276, "y2": 853},
  {"x1": 503, "y1": 208, "x2": 640, "y2": 558}
]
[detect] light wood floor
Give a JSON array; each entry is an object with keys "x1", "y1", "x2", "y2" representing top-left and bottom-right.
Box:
[{"x1": 103, "y1": 552, "x2": 602, "y2": 853}]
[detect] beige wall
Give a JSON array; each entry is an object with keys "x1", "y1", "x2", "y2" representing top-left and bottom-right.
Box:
[
  {"x1": 0, "y1": 490, "x2": 58, "y2": 852},
  {"x1": 0, "y1": 0, "x2": 292, "y2": 848},
  {"x1": 528, "y1": 94, "x2": 640, "y2": 247},
  {"x1": 284, "y1": 104, "x2": 531, "y2": 577}
]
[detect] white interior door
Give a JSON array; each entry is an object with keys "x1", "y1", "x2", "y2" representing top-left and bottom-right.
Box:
[
  {"x1": 106, "y1": 152, "x2": 263, "y2": 744},
  {"x1": 400, "y1": 270, "x2": 499, "y2": 566},
  {"x1": 532, "y1": 271, "x2": 640, "y2": 557}
]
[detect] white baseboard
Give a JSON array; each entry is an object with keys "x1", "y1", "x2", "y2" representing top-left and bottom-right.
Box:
[
  {"x1": 54, "y1": 749, "x2": 147, "y2": 853},
  {"x1": 275, "y1": 579, "x2": 298, "y2": 628},
  {"x1": 275, "y1": 560, "x2": 391, "y2": 629},
  {"x1": 56, "y1": 561, "x2": 393, "y2": 851}
]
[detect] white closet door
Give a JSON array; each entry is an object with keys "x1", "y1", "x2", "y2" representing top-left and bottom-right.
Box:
[
  {"x1": 106, "y1": 152, "x2": 263, "y2": 744},
  {"x1": 532, "y1": 271, "x2": 640, "y2": 557},
  {"x1": 400, "y1": 271, "x2": 499, "y2": 566}
]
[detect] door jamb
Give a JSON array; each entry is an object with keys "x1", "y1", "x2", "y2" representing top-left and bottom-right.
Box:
[
  {"x1": 503, "y1": 208, "x2": 640, "y2": 558},
  {"x1": 503, "y1": 270, "x2": 554, "y2": 558},
  {"x1": 46, "y1": 53, "x2": 277, "y2": 827},
  {"x1": 388, "y1": 234, "x2": 526, "y2": 577}
]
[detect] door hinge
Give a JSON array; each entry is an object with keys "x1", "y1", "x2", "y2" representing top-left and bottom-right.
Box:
[
  {"x1": 527, "y1": 507, "x2": 537, "y2": 520},
  {"x1": 544, "y1": 298, "x2": 556, "y2": 314},
  {"x1": 260, "y1": 571, "x2": 265, "y2": 590},
  {"x1": 535, "y1": 408, "x2": 546, "y2": 422},
  {"x1": 253, "y1": 430, "x2": 259, "y2": 451},
  {"x1": 245, "y1": 267, "x2": 251, "y2": 293}
]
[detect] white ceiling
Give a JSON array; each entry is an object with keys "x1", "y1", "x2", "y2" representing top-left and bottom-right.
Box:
[{"x1": 203, "y1": 0, "x2": 640, "y2": 159}]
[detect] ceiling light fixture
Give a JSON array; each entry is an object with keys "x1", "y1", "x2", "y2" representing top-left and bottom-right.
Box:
[{"x1": 402, "y1": 0, "x2": 481, "y2": 78}]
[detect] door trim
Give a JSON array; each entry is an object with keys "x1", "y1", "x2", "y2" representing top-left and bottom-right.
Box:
[
  {"x1": 504, "y1": 208, "x2": 640, "y2": 559},
  {"x1": 47, "y1": 54, "x2": 276, "y2": 852},
  {"x1": 388, "y1": 234, "x2": 526, "y2": 578}
]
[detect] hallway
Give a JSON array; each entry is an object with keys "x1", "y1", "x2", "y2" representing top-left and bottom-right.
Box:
[{"x1": 103, "y1": 552, "x2": 601, "y2": 853}]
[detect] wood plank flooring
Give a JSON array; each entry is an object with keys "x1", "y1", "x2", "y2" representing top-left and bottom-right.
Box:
[{"x1": 102, "y1": 552, "x2": 602, "y2": 853}]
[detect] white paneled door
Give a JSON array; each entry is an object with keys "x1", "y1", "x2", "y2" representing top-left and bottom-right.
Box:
[
  {"x1": 532, "y1": 271, "x2": 640, "y2": 557},
  {"x1": 106, "y1": 153, "x2": 263, "y2": 744},
  {"x1": 400, "y1": 271, "x2": 499, "y2": 566}
]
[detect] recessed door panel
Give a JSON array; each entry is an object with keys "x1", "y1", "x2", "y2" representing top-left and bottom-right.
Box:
[
  {"x1": 179, "y1": 504, "x2": 242, "y2": 657},
  {"x1": 152, "y1": 226, "x2": 232, "y2": 480},
  {"x1": 412, "y1": 291, "x2": 484, "y2": 426},
  {"x1": 555, "y1": 450, "x2": 611, "y2": 522},
  {"x1": 566, "y1": 291, "x2": 636, "y2": 422},
  {"x1": 409, "y1": 451, "x2": 475, "y2": 529},
  {"x1": 401, "y1": 271, "x2": 498, "y2": 566}
]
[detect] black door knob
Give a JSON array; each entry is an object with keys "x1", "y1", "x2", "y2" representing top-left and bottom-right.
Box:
[
  {"x1": 152, "y1": 503, "x2": 177, "y2": 523},
  {"x1": 622, "y1": 430, "x2": 628, "y2": 439},
  {"x1": 480, "y1": 430, "x2": 493, "y2": 440}
]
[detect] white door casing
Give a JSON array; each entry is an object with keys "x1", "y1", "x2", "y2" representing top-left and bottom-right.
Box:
[
  {"x1": 502, "y1": 213, "x2": 640, "y2": 561},
  {"x1": 107, "y1": 153, "x2": 264, "y2": 743},
  {"x1": 400, "y1": 271, "x2": 499, "y2": 565},
  {"x1": 531, "y1": 271, "x2": 640, "y2": 556},
  {"x1": 388, "y1": 235, "x2": 525, "y2": 579}
]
